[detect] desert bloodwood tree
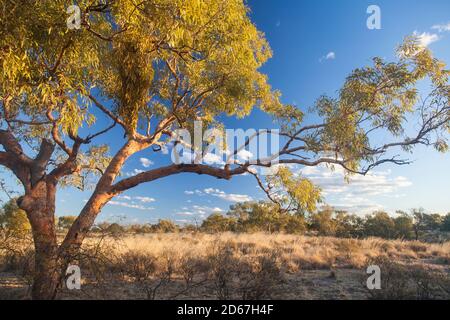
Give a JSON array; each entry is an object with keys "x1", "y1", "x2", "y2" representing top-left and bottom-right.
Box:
[{"x1": 0, "y1": 0, "x2": 449, "y2": 299}]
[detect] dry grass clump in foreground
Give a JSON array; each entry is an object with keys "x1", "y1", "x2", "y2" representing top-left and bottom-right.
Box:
[{"x1": 1, "y1": 233, "x2": 449, "y2": 300}]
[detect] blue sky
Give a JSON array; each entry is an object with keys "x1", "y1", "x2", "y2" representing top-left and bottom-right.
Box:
[{"x1": 2, "y1": 0, "x2": 450, "y2": 224}]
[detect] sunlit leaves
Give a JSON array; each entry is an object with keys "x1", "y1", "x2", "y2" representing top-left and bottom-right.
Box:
[
  {"x1": 59, "y1": 144, "x2": 111, "y2": 190},
  {"x1": 266, "y1": 166, "x2": 322, "y2": 213},
  {"x1": 311, "y1": 35, "x2": 449, "y2": 174}
]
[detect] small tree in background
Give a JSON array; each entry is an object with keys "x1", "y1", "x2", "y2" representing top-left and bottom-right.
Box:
[
  {"x1": 0, "y1": 198, "x2": 31, "y2": 237},
  {"x1": 411, "y1": 209, "x2": 445, "y2": 240},
  {"x1": 106, "y1": 223, "x2": 125, "y2": 236},
  {"x1": 57, "y1": 216, "x2": 77, "y2": 231},
  {"x1": 334, "y1": 211, "x2": 365, "y2": 238},
  {"x1": 152, "y1": 220, "x2": 179, "y2": 233},
  {"x1": 201, "y1": 213, "x2": 236, "y2": 233},
  {"x1": 441, "y1": 214, "x2": 450, "y2": 232},
  {"x1": 309, "y1": 206, "x2": 337, "y2": 236},
  {"x1": 393, "y1": 212, "x2": 414, "y2": 240},
  {"x1": 364, "y1": 211, "x2": 396, "y2": 239},
  {"x1": 282, "y1": 214, "x2": 307, "y2": 235}
]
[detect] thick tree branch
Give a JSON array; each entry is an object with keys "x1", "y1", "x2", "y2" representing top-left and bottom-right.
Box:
[
  {"x1": 0, "y1": 129, "x2": 32, "y2": 165},
  {"x1": 110, "y1": 164, "x2": 247, "y2": 194}
]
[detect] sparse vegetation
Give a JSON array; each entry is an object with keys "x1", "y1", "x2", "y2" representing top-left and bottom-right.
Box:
[
  {"x1": 365, "y1": 256, "x2": 450, "y2": 300},
  {"x1": 1, "y1": 231, "x2": 448, "y2": 300},
  {"x1": 2, "y1": 198, "x2": 447, "y2": 300}
]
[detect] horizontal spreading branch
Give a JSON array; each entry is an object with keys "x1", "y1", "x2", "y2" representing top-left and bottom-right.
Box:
[{"x1": 110, "y1": 163, "x2": 247, "y2": 194}]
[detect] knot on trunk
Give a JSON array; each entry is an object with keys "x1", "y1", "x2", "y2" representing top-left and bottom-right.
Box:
[{"x1": 17, "y1": 195, "x2": 34, "y2": 212}]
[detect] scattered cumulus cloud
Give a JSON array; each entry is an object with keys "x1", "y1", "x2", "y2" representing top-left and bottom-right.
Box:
[
  {"x1": 319, "y1": 51, "x2": 336, "y2": 62},
  {"x1": 185, "y1": 188, "x2": 253, "y2": 203},
  {"x1": 126, "y1": 169, "x2": 145, "y2": 177},
  {"x1": 108, "y1": 201, "x2": 154, "y2": 211},
  {"x1": 203, "y1": 153, "x2": 225, "y2": 165},
  {"x1": 320, "y1": 193, "x2": 385, "y2": 213},
  {"x1": 299, "y1": 165, "x2": 412, "y2": 197},
  {"x1": 326, "y1": 52, "x2": 336, "y2": 60},
  {"x1": 298, "y1": 165, "x2": 412, "y2": 214},
  {"x1": 109, "y1": 195, "x2": 156, "y2": 211},
  {"x1": 431, "y1": 22, "x2": 450, "y2": 32},
  {"x1": 184, "y1": 190, "x2": 204, "y2": 196},
  {"x1": 117, "y1": 195, "x2": 156, "y2": 203},
  {"x1": 413, "y1": 31, "x2": 440, "y2": 47},
  {"x1": 176, "y1": 205, "x2": 224, "y2": 218},
  {"x1": 203, "y1": 188, "x2": 253, "y2": 202},
  {"x1": 139, "y1": 157, "x2": 154, "y2": 168},
  {"x1": 175, "y1": 151, "x2": 226, "y2": 166},
  {"x1": 134, "y1": 196, "x2": 156, "y2": 203},
  {"x1": 237, "y1": 150, "x2": 254, "y2": 161},
  {"x1": 177, "y1": 211, "x2": 195, "y2": 216}
]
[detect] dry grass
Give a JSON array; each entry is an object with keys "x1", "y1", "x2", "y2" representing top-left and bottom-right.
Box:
[
  {"x1": 1, "y1": 233, "x2": 449, "y2": 300},
  {"x1": 91, "y1": 233, "x2": 450, "y2": 270}
]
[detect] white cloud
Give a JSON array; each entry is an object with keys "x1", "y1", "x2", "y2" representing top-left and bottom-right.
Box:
[
  {"x1": 108, "y1": 201, "x2": 154, "y2": 211},
  {"x1": 135, "y1": 196, "x2": 156, "y2": 203},
  {"x1": 185, "y1": 188, "x2": 253, "y2": 203},
  {"x1": 237, "y1": 150, "x2": 254, "y2": 161},
  {"x1": 319, "y1": 193, "x2": 385, "y2": 213},
  {"x1": 112, "y1": 195, "x2": 156, "y2": 211},
  {"x1": 117, "y1": 195, "x2": 132, "y2": 201},
  {"x1": 326, "y1": 52, "x2": 336, "y2": 60},
  {"x1": 414, "y1": 31, "x2": 440, "y2": 47},
  {"x1": 177, "y1": 211, "x2": 195, "y2": 216},
  {"x1": 174, "y1": 151, "x2": 226, "y2": 166},
  {"x1": 139, "y1": 158, "x2": 154, "y2": 168},
  {"x1": 203, "y1": 188, "x2": 219, "y2": 194},
  {"x1": 204, "y1": 188, "x2": 253, "y2": 202},
  {"x1": 203, "y1": 153, "x2": 225, "y2": 165},
  {"x1": 431, "y1": 22, "x2": 450, "y2": 32},
  {"x1": 299, "y1": 165, "x2": 412, "y2": 197},
  {"x1": 126, "y1": 169, "x2": 145, "y2": 177},
  {"x1": 320, "y1": 51, "x2": 336, "y2": 62},
  {"x1": 297, "y1": 165, "x2": 413, "y2": 214},
  {"x1": 176, "y1": 205, "x2": 224, "y2": 217}
]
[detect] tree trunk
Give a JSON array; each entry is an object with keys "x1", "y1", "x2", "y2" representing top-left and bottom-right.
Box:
[
  {"x1": 18, "y1": 182, "x2": 60, "y2": 300},
  {"x1": 32, "y1": 232, "x2": 59, "y2": 300}
]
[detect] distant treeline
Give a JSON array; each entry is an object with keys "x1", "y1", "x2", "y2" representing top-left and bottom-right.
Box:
[
  {"x1": 2, "y1": 200, "x2": 449, "y2": 241},
  {"x1": 94, "y1": 202, "x2": 450, "y2": 241}
]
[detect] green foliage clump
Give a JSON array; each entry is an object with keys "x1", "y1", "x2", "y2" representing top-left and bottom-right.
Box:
[
  {"x1": 0, "y1": 199, "x2": 31, "y2": 237},
  {"x1": 441, "y1": 214, "x2": 450, "y2": 232},
  {"x1": 152, "y1": 219, "x2": 179, "y2": 233},
  {"x1": 201, "y1": 213, "x2": 237, "y2": 233},
  {"x1": 57, "y1": 216, "x2": 77, "y2": 231}
]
